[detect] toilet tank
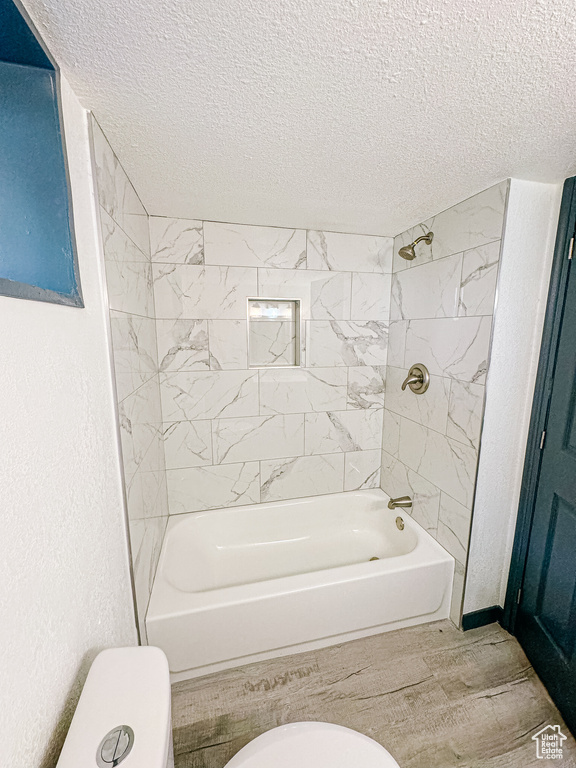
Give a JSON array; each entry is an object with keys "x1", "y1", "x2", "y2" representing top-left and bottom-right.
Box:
[{"x1": 56, "y1": 646, "x2": 174, "y2": 768}]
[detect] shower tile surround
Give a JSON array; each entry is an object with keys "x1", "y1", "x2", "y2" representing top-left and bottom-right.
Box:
[
  {"x1": 91, "y1": 113, "x2": 507, "y2": 633},
  {"x1": 383, "y1": 181, "x2": 509, "y2": 624},
  {"x1": 91, "y1": 117, "x2": 168, "y2": 640},
  {"x1": 154, "y1": 223, "x2": 393, "y2": 510}
]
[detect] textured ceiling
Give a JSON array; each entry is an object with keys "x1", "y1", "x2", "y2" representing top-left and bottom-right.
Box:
[{"x1": 21, "y1": 0, "x2": 576, "y2": 235}]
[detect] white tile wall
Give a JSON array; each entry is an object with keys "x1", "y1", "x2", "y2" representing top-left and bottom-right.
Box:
[
  {"x1": 398, "y1": 419, "x2": 477, "y2": 507},
  {"x1": 167, "y1": 462, "x2": 261, "y2": 513},
  {"x1": 204, "y1": 222, "x2": 306, "y2": 268},
  {"x1": 384, "y1": 367, "x2": 450, "y2": 433},
  {"x1": 447, "y1": 379, "x2": 485, "y2": 450},
  {"x1": 344, "y1": 450, "x2": 381, "y2": 491},
  {"x1": 260, "y1": 454, "x2": 345, "y2": 502},
  {"x1": 304, "y1": 410, "x2": 383, "y2": 455},
  {"x1": 403, "y1": 316, "x2": 492, "y2": 384},
  {"x1": 387, "y1": 320, "x2": 408, "y2": 367},
  {"x1": 381, "y1": 180, "x2": 509, "y2": 624},
  {"x1": 149, "y1": 216, "x2": 203, "y2": 264},
  {"x1": 152, "y1": 220, "x2": 393, "y2": 512},
  {"x1": 351, "y1": 273, "x2": 392, "y2": 320},
  {"x1": 153, "y1": 264, "x2": 257, "y2": 319},
  {"x1": 380, "y1": 450, "x2": 441, "y2": 535},
  {"x1": 257, "y1": 268, "x2": 352, "y2": 320},
  {"x1": 259, "y1": 368, "x2": 348, "y2": 415},
  {"x1": 155, "y1": 319, "x2": 210, "y2": 372},
  {"x1": 159, "y1": 370, "x2": 259, "y2": 421},
  {"x1": 129, "y1": 515, "x2": 168, "y2": 629},
  {"x1": 392, "y1": 182, "x2": 507, "y2": 272},
  {"x1": 306, "y1": 320, "x2": 388, "y2": 367},
  {"x1": 209, "y1": 320, "x2": 248, "y2": 370},
  {"x1": 91, "y1": 118, "x2": 168, "y2": 641},
  {"x1": 212, "y1": 415, "x2": 304, "y2": 464},
  {"x1": 347, "y1": 366, "x2": 386, "y2": 409},
  {"x1": 163, "y1": 420, "x2": 212, "y2": 469},
  {"x1": 248, "y1": 320, "x2": 297, "y2": 367},
  {"x1": 458, "y1": 240, "x2": 501, "y2": 317},
  {"x1": 307, "y1": 231, "x2": 393, "y2": 272},
  {"x1": 382, "y1": 410, "x2": 401, "y2": 457},
  {"x1": 437, "y1": 493, "x2": 472, "y2": 565},
  {"x1": 91, "y1": 120, "x2": 150, "y2": 256},
  {"x1": 391, "y1": 252, "x2": 461, "y2": 321}
]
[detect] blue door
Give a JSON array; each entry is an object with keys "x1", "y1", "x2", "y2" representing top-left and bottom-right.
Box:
[{"x1": 513, "y1": 179, "x2": 576, "y2": 733}]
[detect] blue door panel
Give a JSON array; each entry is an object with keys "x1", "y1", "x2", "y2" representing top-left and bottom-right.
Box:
[
  {"x1": 538, "y1": 495, "x2": 576, "y2": 659},
  {"x1": 515, "y1": 179, "x2": 576, "y2": 732}
]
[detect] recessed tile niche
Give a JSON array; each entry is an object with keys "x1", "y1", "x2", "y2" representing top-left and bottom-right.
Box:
[{"x1": 248, "y1": 298, "x2": 301, "y2": 368}]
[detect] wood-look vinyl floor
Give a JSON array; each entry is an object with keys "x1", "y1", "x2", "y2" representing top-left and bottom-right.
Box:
[{"x1": 171, "y1": 620, "x2": 576, "y2": 768}]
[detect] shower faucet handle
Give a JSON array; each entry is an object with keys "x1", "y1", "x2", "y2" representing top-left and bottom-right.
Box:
[
  {"x1": 401, "y1": 363, "x2": 430, "y2": 395},
  {"x1": 401, "y1": 373, "x2": 423, "y2": 390}
]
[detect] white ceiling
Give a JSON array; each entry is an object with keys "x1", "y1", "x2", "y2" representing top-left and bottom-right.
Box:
[{"x1": 22, "y1": 0, "x2": 576, "y2": 235}]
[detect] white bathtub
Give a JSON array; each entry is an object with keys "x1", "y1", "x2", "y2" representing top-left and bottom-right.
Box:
[{"x1": 146, "y1": 489, "x2": 454, "y2": 681}]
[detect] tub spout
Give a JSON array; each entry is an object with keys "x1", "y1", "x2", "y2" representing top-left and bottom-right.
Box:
[{"x1": 387, "y1": 496, "x2": 412, "y2": 509}]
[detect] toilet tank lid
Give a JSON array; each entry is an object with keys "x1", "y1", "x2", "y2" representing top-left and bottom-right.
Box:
[{"x1": 56, "y1": 646, "x2": 171, "y2": 768}]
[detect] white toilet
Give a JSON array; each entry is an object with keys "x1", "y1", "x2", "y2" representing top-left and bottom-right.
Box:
[
  {"x1": 56, "y1": 647, "x2": 400, "y2": 768},
  {"x1": 225, "y1": 721, "x2": 400, "y2": 768},
  {"x1": 56, "y1": 647, "x2": 174, "y2": 768}
]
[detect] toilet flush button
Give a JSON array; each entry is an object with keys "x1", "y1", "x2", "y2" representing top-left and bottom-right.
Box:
[{"x1": 96, "y1": 726, "x2": 134, "y2": 768}]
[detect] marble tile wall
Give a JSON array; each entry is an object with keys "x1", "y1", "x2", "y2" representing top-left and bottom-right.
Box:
[
  {"x1": 91, "y1": 117, "x2": 168, "y2": 640},
  {"x1": 151, "y1": 219, "x2": 393, "y2": 513},
  {"x1": 91, "y1": 110, "x2": 507, "y2": 634},
  {"x1": 381, "y1": 181, "x2": 509, "y2": 624}
]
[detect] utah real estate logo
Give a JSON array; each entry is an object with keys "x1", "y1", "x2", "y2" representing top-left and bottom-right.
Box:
[{"x1": 532, "y1": 725, "x2": 567, "y2": 760}]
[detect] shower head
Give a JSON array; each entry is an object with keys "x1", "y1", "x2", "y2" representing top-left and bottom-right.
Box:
[
  {"x1": 398, "y1": 232, "x2": 434, "y2": 261},
  {"x1": 398, "y1": 244, "x2": 416, "y2": 261}
]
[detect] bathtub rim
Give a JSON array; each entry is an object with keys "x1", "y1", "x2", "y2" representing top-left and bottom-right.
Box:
[{"x1": 147, "y1": 488, "x2": 453, "y2": 619}]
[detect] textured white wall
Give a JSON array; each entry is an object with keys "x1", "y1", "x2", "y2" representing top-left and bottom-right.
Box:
[
  {"x1": 20, "y1": 0, "x2": 576, "y2": 237},
  {"x1": 464, "y1": 179, "x2": 563, "y2": 614},
  {"x1": 0, "y1": 77, "x2": 137, "y2": 768}
]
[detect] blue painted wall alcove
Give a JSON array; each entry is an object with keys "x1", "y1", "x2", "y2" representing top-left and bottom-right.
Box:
[{"x1": 0, "y1": 0, "x2": 83, "y2": 306}]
